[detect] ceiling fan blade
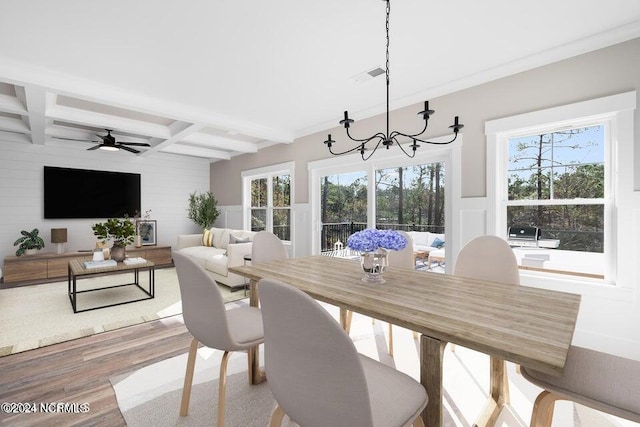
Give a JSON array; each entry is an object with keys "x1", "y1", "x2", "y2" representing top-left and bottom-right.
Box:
[
  {"x1": 118, "y1": 142, "x2": 151, "y2": 147},
  {"x1": 87, "y1": 144, "x2": 102, "y2": 151},
  {"x1": 118, "y1": 145, "x2": 140, "y2": 154}
]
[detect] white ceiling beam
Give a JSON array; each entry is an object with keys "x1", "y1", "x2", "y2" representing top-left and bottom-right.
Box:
[
  {"x1": 47, "y1": 105, "x2": 171, "y2": 139},
  {"x1": 15, "y1": 86, "x2": 48, "y2": 145},
  {"x1": 181, "y1": 132, "x2": 258, "y2": 153},
  {"x1": 0, "y1": 116, "x2": 29, "y2": 133},
  {"x1": 160, "y1": 143, "x2": 231, "y2": 160},
  {"x1": 0, "y1": 130, "x2": 31, "y2": 144},
  {"x1": 0, "y1": 93, "x2": 27, "y2": 115},
  {"x1": 139, "y1": 121, "x2": 203, "y2": 158}
]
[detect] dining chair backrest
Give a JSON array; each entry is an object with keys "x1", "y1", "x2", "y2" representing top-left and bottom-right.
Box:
[
  {"x1": 251, "y1": 231, "x2": 288, "y2": 264},
  {"x1": 173, "y1": 252, "x2": 236, "y2": 350},
  {"x1": 454, "y1": 235, "x2": 520, "y2": 285},
  {"x1": 387, "y1": 230, "x2": 415, "y2": 270},
  {"x1": 259, "y1": 278, "x2": 374, "y2": 427}
]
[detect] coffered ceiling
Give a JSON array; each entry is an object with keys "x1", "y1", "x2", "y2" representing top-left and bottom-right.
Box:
[{"x1": 0, "y1": 0, "x2": 639, "y2": 161}]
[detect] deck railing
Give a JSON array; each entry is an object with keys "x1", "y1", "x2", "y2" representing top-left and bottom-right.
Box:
[{"x1": 320, "y1": 222, "x2": 445, "y2": 253}]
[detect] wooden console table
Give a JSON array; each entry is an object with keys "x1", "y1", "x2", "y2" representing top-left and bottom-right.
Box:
[{"x1": 2, "y1": 245, "x2": 172, "y2": 286}]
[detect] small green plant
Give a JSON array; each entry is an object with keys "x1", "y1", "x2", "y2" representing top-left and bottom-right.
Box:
[
  {"x1": 13, "y1": 228, "x2": 45, "y2": 256},
  {"x1": 187, "y1": 191, "x2": 220, "y2": 230},
  {"x1": 92, "y1": 217, "x2": 136, "y2": 247}
]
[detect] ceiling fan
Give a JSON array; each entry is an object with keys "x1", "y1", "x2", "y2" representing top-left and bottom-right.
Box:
[{"x1": 57, "y1": 129, "x2": 151, "y2": 154}]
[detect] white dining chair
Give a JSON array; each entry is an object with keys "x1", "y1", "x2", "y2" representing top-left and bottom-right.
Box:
[
  {"x1": 251, "y1": 231, "x2": 288, "y2": 264},
  {"x1": 450, "y1": 235, "x2": 520, "y2": 353},
  {"x1": 258, "y1": 277, "x2": 427, "y2": 427},
  {"x1": 381, "y1": 230, "x2": 416, "y2": 356},
  {"x1": 521, "y1": 346, "x2": 640, "y2": 426},
  {"x1": 173, "y1": 252, "x2": 264, "y2": 427}
]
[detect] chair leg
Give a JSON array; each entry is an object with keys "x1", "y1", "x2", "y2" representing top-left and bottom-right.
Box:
[
  {"x1": 180, "y1": 337, "x2": 199, "y2": 416},
  {"x1": 388, "y1": 323, "x2": 394, "y2": 357},
  {"x1": 530, "y1": 390, "x2": 560, "y2": 427},
  {"x1": 344, "y1": 310, "x2": 353, "y2": 334},
  {"x1": 413, "y1": 414, "x2": 426, "y2": 427},
  {"x1": 217, "y1": 350, "x2": 232, "y2": 427},
  {"x1": 269, "y1": 404, "x2": 286, "y2": 427}
]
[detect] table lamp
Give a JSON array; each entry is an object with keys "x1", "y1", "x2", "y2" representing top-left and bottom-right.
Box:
[{"x1": 51, "y1": 228, "x2": 67, "y2": 254}]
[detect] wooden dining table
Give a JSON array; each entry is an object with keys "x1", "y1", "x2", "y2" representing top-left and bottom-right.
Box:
[{"x1": 229, "y1": 255, "x2": 581, "y2": 427}]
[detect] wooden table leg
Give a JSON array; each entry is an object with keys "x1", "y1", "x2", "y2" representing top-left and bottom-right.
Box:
[
  {"x1": 473, "y1": 356, "x2": 510, "y2": 427},
  {"x1": 420, "y1": 334, "x2": 447, "y2": 427},
  {"x1": 248, "y1": 279, "x2": 266, "y2": 385}
]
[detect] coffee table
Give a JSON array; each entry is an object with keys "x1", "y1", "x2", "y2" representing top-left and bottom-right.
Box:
[
  {"x1": 413, "y1": 250, "x2": 427, "y2": 265},
  {"x1": 67, "y1": 258, "x2": 155, "y2": 313}
]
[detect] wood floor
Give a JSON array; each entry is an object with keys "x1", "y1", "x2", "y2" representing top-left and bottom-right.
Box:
[{"x1": 0, "y1": 315, "x2": 193, "y2": 427}]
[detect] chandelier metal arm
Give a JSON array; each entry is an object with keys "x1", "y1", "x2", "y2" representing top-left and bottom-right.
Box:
[
  {"x1": 393, "y1": 136, "x2": 418, "y2": 158},
  {"x1": 346, "y1": 127, "x2": 386, "y2": 144},
  {"x1": 389, "y1": 120, "x2": 429, "y2": 141},
  {"x1": 360, "y1": 137, "x2": 385, "y2": 161}
]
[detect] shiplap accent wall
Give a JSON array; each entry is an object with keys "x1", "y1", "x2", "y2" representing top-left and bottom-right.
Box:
[{"x1": 0, "y1": 141, "x2": 210, "y2": 273}]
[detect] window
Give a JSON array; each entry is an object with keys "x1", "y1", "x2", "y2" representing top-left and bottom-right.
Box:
[
  {"x1": 243, "y1": 162, "x2": 293, "y2": 242},
  {"x1": 507, "y1": 125, "x2": 606, "y2": 277},
  {"x1": 375, "y1": 163, "x2": 445, "y2": 234},
  {"x1": 309, "y1": 135, "x2": 462, "y2": 268},
  {"x1": 487, "y1": 92, "x2": 636, "y2": 288}
]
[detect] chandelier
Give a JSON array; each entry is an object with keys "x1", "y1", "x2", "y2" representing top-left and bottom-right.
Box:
[{"x1": 323, "y1": 0, "x2": 463, "y2": 161}]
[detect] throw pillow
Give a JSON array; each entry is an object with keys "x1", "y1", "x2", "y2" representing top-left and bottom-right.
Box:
[
  {"x1": 431, "y1": 237, "x2": 445, "y2": 248},
  {"x1": 229, "y1": 234, "x2": 251, "y2": 244},
  {"x1": 202, "y1": 229, "x2": 214, "y2": 247}
]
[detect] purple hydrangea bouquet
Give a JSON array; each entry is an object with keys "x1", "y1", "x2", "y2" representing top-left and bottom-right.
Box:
[
  {"x1": 347, "y1": 229, "x2": 408, "y2": 283},
  {"x1": 347, "y1": 228, "x2": 408, "y2": 252}
]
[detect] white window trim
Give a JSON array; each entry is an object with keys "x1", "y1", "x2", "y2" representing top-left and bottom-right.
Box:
[
  {"x1": 486, "y1": 91, "x2": 637, "y2": 298},
  {"x1": 242, "y1": 161, "x2": 295, "y2": 243},
  {"x1": 308, "y1": 136, "x2": 462, "y2": 271}
]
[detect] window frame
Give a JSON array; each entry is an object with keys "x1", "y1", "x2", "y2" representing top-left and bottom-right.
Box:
[
  {"x1": 242, "y1": 161, "x2": 294, "y2": 243},
  {"x1": 486, "y1": 91, "x2": 636, "y2": 296}
]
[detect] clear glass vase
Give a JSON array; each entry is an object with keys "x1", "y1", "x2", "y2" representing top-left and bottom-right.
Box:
[{"x1": 360, "y1": 249, "x2": 388, "y2": 283}]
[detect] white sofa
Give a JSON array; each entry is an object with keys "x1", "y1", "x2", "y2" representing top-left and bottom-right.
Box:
[
  {"x1": 406, "y1": 231, "x2": 445, "y2": 253},
  {"x1": 176, "y1": 228, "x2": 257, "y2": 288}
]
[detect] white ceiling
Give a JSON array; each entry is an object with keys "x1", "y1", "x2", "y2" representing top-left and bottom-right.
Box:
[{"x1": 0, "y1": 0, "x2": 639, "y2": 161}]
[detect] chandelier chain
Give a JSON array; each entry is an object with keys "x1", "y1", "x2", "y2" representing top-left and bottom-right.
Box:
[{"x1": 385, "y1": 0, "x2": 390, "y2": 87}]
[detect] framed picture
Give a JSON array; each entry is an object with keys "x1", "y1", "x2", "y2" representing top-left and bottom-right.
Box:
[{"x1": 137, "y1": 220, "x2": 157, "y2": 246}]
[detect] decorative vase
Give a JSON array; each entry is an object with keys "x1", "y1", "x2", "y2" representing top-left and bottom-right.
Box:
[
  {"x1": 360, "y1": 249, "x2": 388, "y2": 283},
  {"x1": 111, "y1": 244, "x2": 126, "y2": 262},
  {"x1": 135, "y1": 235, "x2": 142, "y2": 248},
  {"x1": 24, "y1": 248, "x2": 39, "y2": 256}
]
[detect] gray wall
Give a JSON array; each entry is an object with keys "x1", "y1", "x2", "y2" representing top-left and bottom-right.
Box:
[{"x1": 211, "y1": 37, "x2": 640, "y2": 201}]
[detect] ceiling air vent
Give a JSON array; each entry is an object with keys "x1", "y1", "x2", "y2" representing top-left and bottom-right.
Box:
[{"x1": 351, "y1": 67, "x2": 385, "y2": 84}]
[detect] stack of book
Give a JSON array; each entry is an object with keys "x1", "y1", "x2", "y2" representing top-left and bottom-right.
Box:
[
  {"x1": 123, "y1": 257, "x2": 147, "y2": 265},
  {"x1": 83, "y1": 259, "x2": 117, "y2": 269}
]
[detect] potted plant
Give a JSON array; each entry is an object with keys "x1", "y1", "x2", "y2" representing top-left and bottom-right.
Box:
[
  {"x1": 92, "y1": 217, "x2": 136, "y2": 262},
  {"x1": 13, "y1": 228, "x2": 45, "y2": 256},
  {"x1": 187, "y1": 191, "x2": 220, "y2": 231}
]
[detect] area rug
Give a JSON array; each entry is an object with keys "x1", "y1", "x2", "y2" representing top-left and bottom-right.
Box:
[
  {"x1": 0, "y1": 267, "x2": 247, "y2": 356},
  {"x1": 111, "y1": 346, "x2": 298, "y2": 427}
]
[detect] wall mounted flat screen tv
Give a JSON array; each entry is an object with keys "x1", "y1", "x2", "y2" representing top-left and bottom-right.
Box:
[{"x1": 44, "y1": 166, "x2": 141, "y2": 219}]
